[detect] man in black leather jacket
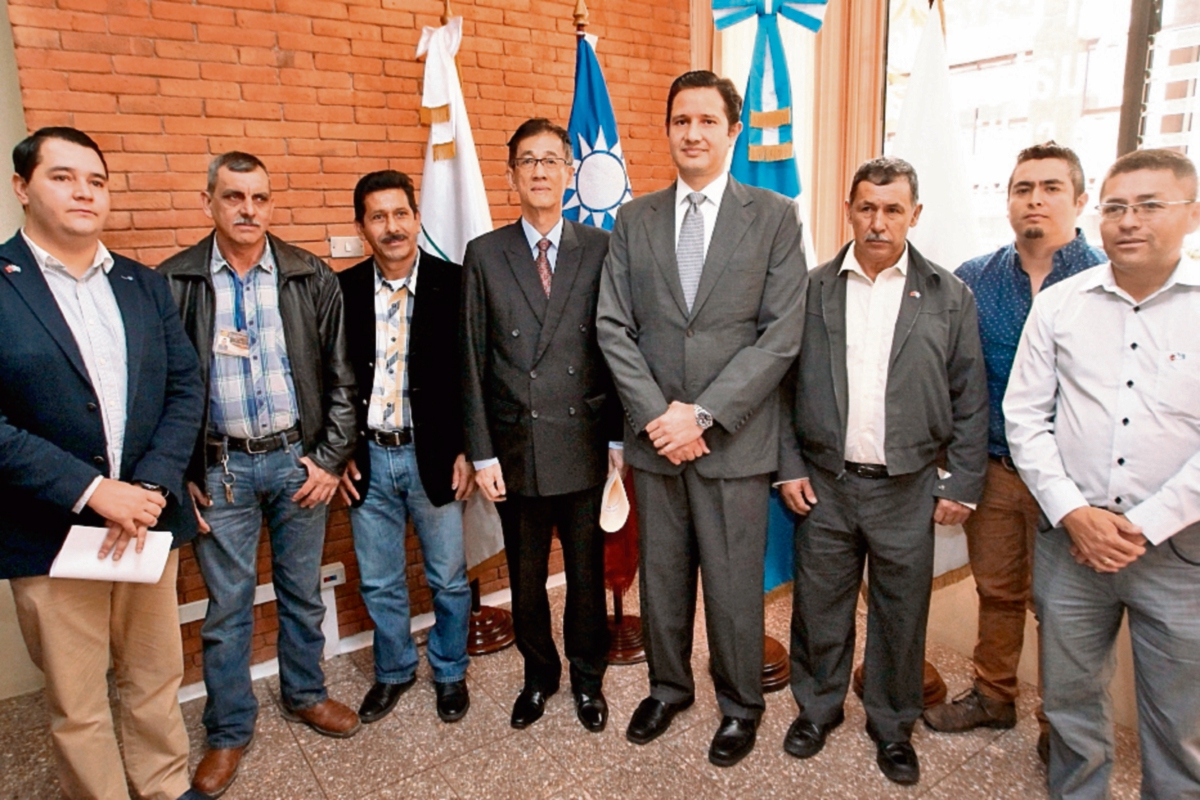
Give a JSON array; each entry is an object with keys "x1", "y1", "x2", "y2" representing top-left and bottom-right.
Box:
[{"x1": 158, "y1": 152, "x2": 358, "y2": 799}]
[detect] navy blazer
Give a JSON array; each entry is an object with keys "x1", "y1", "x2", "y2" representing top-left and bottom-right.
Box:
[{"x1": 0, "y1": 233, "x2": 205, "y2": 579}]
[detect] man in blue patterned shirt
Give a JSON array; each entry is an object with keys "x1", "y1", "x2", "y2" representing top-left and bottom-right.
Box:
[
  {"x1": 924, "y1": 143, "x2": 1105, "y2": 762},
  {"x1": 159, "y1": 152, "x2": 360, "y2": 799}
]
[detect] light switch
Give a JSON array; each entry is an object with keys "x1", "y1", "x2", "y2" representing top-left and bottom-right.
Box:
[{"x1": 330, "y1": 236, "x2": 365, "y2": 258}]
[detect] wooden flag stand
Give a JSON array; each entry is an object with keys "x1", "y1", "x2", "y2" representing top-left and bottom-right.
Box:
[
  {"x1": 467, "y1": 576, "x2": 515, "y2": 656},
  {"x1": 607, "y1": 587, "x2": 646, "y2": 665}
]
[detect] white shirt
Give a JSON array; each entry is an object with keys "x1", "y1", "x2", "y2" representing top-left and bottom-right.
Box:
[
  {"x1": 842, "y1": 245, "x2": 909, "y2": 465},
  {"x1": 674, "y1": 171, "x2": 729, "y2": 259},
  {"x1": 521, "y1": 216, "x2": 563, "y2": 271},
  {"x1": 1005, "y1": 256, "x2": 1200, "y2": 545},
  {"x1": 22, "y1": 230, "x2": 125, "y2": 513}
]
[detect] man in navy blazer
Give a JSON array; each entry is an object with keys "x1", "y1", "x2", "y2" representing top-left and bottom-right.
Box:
[{"x1": 0, "y1": 128, "x2": 204, "y2": 800}]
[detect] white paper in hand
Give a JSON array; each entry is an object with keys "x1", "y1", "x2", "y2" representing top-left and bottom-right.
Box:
[{"x1": 49, "y1": 526, "x2": 172, "y2": 584}]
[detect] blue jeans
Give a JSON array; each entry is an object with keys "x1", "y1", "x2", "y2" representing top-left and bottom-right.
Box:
[
  {"x1": 1035, "y1": 524, "x2": 1200, "y2": 799},
  {"x1": 195, "y1": 441, "x2": 329, "y2": 748},
  {"x1": 350, "y1": 441, "x2": 470, "y2": 684}
]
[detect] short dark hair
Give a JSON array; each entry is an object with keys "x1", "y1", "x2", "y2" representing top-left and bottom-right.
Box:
[
  {"x1": 1008, "y1": 141, "x2": 1085, "y2": 198},
  {"x1": 207, "y1": 151, "x2": 269, "y2": 193},
  {"x1": 1101, "y1": 148, "x2": 1198, "y2": 198},
  {"x1": 12, "y1": 127, "x2": 108, "y2": 183},
  {"x1": 353, "y1": 170, "x2": 418, "y2": 223},
  {"x1": 666, "y1": 70, "x2": 742, "y2": 129},
  {"x1": 507, "y1": 119, "x2": 572, "y2": 166},
  {"x1": 849, "y1": 157, "x2": 920, "y2": 204}
]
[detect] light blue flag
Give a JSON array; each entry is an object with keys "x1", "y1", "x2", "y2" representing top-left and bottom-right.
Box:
[
  {"x1": 713, "y1": 0, "x2": 828, "y2": 594},
  {"x1": 563, "y1": 35, "x2": 633, "y2": 230}
]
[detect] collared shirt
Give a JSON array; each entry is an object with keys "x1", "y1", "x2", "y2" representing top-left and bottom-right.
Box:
[
  {"x1": 956, "y1": 230, "x2": 1105, "y2": 457},
  {"x1": 208, "y1": 242, "x2": 299, "y2": 440},
  {"x1": 521, "y1": 217, "x2": 563, "y2": 272},
  {"x1": 367, "y1": 252, "x2": 419, "y2": 432},
  {"x1": 842, "y1": 244, "x2": 909, "y2": 465},
  {"x1": 1005, "y1": 256, "x2": 1200, "y2": 545},
  {"x1": 674, "y1": 171, "x2": 729, "y2": 260},
  {"x1": 23, "y1": 230, "x2": 125, "y2": 512}
]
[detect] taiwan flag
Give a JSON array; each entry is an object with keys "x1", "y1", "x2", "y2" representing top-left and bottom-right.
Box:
[{"x1": 563, "y1": 34, "x2": 633, "y2": 230}]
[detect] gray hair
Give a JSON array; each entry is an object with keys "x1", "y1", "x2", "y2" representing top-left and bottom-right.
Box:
[
  {"x1": 849, "y1": 156, "x2": 919, "y2": 204},
  {"x1": 207, "y1": 151, "x2": 269, "y2": 193}
]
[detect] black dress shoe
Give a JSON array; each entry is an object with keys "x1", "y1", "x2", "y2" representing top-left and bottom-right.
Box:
[
  {"x1": 625, "y1": 696, "x2": 694, "y2": 745},
  {"x1": 709, "y1": 716, "x2": 758, "y2": 767},
  {"x1": 875, "y1": 739, "x2": 920, "y2": 785},
  {"x1": 510, "y1": 686, "x2": 556, "y2": 729},
  {"x1": 573, "y1": 689, "x2": 608, "y2": 732},
  {"x1": 358, "y1": 678, "x2": 416, "y2": 723},
  {"x1": 435, "y1": 680, "x2": 470, "y2": 723},
  {"x1": 783, "y1": 708, "x2": 845, "y2": 759}
]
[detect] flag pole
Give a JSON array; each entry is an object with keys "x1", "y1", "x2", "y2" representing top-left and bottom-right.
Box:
[{"x1": 574, "y1": 0, "x2": 588, "y2": 34}]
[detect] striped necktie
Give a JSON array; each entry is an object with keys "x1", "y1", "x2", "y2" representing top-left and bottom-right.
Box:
[{"x1": 677, "y1": 192, "x2": 706, "y2": 311}]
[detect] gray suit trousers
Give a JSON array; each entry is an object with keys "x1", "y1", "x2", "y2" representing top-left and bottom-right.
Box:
[
  {"x1": 789, "y1": 462, "x2": 937, "y2": 742},
  {"x1": 633, "y1": 467, "x2": 769, "y2": 720},
  {"x1": 1034, "y1": 524, "x2": 1200, "y2": 800}
]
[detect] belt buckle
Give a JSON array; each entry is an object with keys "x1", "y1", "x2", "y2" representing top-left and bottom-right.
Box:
[{"x1": 244, "y1": 435, "x2": 272, "y2": 455}]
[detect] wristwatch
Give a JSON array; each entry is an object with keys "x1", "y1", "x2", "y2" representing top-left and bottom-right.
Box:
[
  {"x1": 137, "y1": 481, "x2": 169, "y2": 498},
  {"x1": 694, "y1": 404, "x2": 714, "y2": 430}
]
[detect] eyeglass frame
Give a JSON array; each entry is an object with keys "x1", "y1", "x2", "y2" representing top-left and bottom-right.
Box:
[
  {"x1": 510, "y1": 156, "x2": 572, "y2": 171},
  {"x1": 1095, "y1": 199, "x2": 1196, "y2": 221}
]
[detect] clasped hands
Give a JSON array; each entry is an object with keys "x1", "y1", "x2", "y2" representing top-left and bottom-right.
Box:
[
  {"x1": 1062, "y1": 506, "x2": 1146, "y2": 573},
  {"x1": 85, "y1": 477, "x2": 168, "y2": 561},
  {"x1": 646, "y1": 401, "x2": 709, "y2": 465}
]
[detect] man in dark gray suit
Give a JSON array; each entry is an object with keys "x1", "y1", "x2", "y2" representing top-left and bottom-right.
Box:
[
  {"x1": 777, "y1": 157, "x2": 988, "y2": 786},
  {"x1": 596, "y1": 71, "x2": 807, "y2": 767},
  {"x1": 461, "y1": 118, "x2": 623, "y2": 734}
]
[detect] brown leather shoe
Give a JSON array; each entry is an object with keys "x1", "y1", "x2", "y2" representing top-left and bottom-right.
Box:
[
  {"x1": 923, "y1": 687, "x2": 1017, "y2": 732},
  {"x1": 282, "y1": 698, "x2": 362, "y2": 738},
  {"x1": 192, "y1": 740, "x2": 252, "y2": 799}
]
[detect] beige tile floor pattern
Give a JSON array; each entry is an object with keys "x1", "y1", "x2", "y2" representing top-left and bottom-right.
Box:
[{"x1": 0, "y1": 584, "x2": 1142, "y2": 799}]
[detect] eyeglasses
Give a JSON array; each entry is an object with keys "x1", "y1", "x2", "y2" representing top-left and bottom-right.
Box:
[
  {"x1": 1096, "y1": 199, "x2": 1195, "y2": 221},
  {"x1": 512, "y1": 157, "x2": 569, "y2": 171}
]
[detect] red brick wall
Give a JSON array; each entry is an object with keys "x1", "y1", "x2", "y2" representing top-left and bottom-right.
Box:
[{"x1": 8, "y1": 0, "x2": 689, "y2": 682}]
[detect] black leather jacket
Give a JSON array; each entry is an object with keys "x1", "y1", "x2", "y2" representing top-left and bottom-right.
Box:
[{"x1": 158, "y1": 232, "x2": 357, "y2": 490}]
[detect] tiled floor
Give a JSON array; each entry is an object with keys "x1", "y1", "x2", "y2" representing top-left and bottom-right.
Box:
[{"x1": 0, "y1": 584, "x2": 1143, "y2": 799}]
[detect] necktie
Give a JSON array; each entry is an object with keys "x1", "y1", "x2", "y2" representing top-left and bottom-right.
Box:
[
  {"x1": 383, "y1": 283, "x2": 409, "y2": 428},
  {"x1": 677, "y1": 192, "x2": 706, "y2": 312},
  {"x1": 535, "y1": 238, "x2": 552, "y2": 297}
]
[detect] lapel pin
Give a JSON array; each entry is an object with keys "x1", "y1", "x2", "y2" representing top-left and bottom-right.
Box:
[
  {"x1": 4, "y1": 264, "x2": 20, "y2": 273},
  {"x1": 909, "y1": 290, "x2": 921, "y2": 298},
  {"x1": 121, "y1": 275, "x2": 134, "y2": 280}
]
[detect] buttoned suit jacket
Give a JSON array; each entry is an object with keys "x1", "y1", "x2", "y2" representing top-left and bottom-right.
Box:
[
  {"x1": 777, "y1": 241, "x2": 989, "y2": 504},
  {"x1": 461, "y1": 219, "x2": 621, "y2": 497},
  {"x1": 0, "y1": 233, "x2": 205, "y2": 578},
  {"x1": 596, "y1": 176, "x2": 808, "y2": 477},
  {"x1": 339, "y1": 249, "x2": 465, "y2": 508}
]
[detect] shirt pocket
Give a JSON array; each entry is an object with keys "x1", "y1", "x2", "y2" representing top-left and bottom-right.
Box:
[{"x1": 1155, "y1": 352, "x2": 1200, "y2": 416}]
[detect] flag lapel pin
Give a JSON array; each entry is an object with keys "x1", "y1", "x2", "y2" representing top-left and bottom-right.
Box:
[
  {"x1": 4, "y1": 264, "x2": 20, "y2": 274},
  {"x1": 909, "y1": 290, "x2": 921, "y2": 298}
]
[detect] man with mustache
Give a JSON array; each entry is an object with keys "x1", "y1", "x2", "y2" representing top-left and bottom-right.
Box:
[
  {"x1": 336, "y1": 170, "x2": 473, "y2": 725},
  {"x1": 924, "y1": 143, "x2": 1104, "y2": 763},
  {"x1": 1005, "y1": 148, "x2": 1200, "y2": 799},
  {"x1": 777, "y1": 157, "x2": 987, "y2": 786},
  {"x1": 159, "y1": 151, "x2": 359, "y2": 798}
]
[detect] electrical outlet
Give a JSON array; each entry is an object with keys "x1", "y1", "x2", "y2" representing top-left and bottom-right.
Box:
[
  {"x1": 329, "y1": 236, "x2": 365, "y2": 258},
  {"x1": 320, "y1": 562, "x2": 347, "y2": 588}
]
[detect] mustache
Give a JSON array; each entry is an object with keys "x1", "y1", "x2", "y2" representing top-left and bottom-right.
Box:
[
  {"x1": 233, "y1": 217, "x2": 259, "y2": 227},
  {"x1": 863, "y1": 232, "x2": 891, "y2": 243},
  {"x1": 379, "y1": 233, "x2": 409, "y2": 245}
]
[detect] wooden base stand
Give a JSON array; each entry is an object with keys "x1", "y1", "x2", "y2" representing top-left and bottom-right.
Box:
[
  {"x1": 466, "y1": 578, "x2": 515, "y2": 656},
  {"x1": 606, "y1": 589, "x2": 646, "y2": 665},
  {"x1": 762, "y1": 635, "x2": 790, "y2": 693},
  {"x1": 851, "y1": 659, "x2": 948, "y2": 709}
]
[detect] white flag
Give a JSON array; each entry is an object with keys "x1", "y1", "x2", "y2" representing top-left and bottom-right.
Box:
[
  {"x1": 891, "y1": 12, "x2": 980, "y2": 584},
  {"x1": 891, "y1": 12, "x2": 981, "y2": 273},
  {"x1": 415, "y1": 17, "x2": 492, "y2": 265},
  {"x1": 415, "y1": 18, "x2": 503, "y2": 573}
]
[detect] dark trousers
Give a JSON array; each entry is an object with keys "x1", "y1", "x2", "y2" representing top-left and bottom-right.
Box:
[
  {"x1": 634, "y1": 468, "x2": 770, "y2": 721},
  {"x1": 496, "y1": 486, "x2": 608, "y2": 694},
  {"x1": 789, "y1": 462, "x2": 937, "y2": 742}
]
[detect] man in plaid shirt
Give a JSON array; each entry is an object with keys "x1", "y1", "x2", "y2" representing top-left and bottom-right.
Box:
[{"x1": 158, "y1": 152, "x2": 359, "y2": 799}]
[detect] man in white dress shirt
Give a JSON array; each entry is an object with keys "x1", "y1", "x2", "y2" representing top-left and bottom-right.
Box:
[{"x1": 1006, "y1": 148, "x2": 1200, "y2": 799}]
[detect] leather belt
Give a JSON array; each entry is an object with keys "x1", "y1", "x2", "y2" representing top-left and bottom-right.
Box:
[
  {"x1": 371, "y1": 428, "x2": 413, "y2": 447},
  {"x1": 207, "y1": 427, "x2": 300, "y2": 461},
  {"x1": 844, "y1": 461, "x2": 889, "y2": 479},
  {"x1": 989, "y1": 454, "x2": 1018, "y2": 473}
]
